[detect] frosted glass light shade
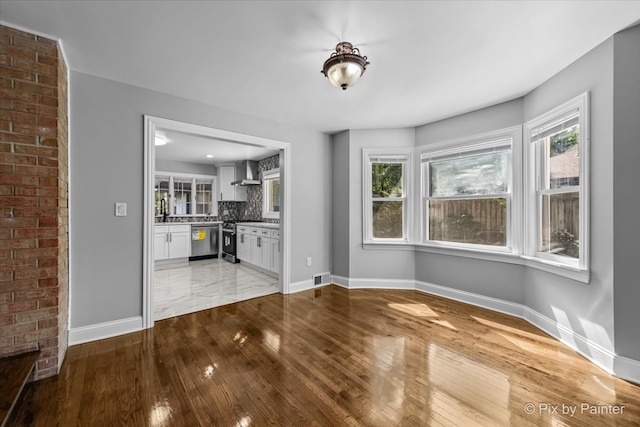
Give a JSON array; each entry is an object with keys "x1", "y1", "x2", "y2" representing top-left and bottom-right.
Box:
[
  {"x1": 321, "y1": 42, "x2": 369, "y2": 91},
  {"x1": 326, "y1": 62, "x2": 363, "y2": 90}
]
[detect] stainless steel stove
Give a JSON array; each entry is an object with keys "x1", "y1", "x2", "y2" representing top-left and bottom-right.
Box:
[{"x1": 221, "y1": 220, "x2": 239, "y2": 263}]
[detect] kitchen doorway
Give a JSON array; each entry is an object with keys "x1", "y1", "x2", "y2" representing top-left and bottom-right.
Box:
[{"x1": 142, "y1": 116, "x2": 291, "y2": 329}]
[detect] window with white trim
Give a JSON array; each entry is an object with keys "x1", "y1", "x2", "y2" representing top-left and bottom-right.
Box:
[
  {"x1": 363, "y1": 150, "x2": 412, "y2": 243},
  {"x1": 524, "y1": 92, "x2": 589, "y2": 271},
  {"x1": 421, "y1": 129, "x2": 518, "y2": 251},
  {"x1": 262, "y1": 168, "x2": 280, "y2": 219}
]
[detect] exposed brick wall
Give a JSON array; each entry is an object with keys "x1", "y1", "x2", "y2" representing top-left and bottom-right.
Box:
[{"x1": 0, "y1": 25, "x2": 69, "y2": 380}]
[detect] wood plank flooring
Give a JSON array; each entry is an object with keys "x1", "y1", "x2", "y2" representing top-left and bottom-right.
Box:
[{"x1": 10, "y1": 286, "x2": 640, "y2": 426}]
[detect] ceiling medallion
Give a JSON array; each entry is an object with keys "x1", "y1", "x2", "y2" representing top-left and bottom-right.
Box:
[{"x1": 321, "y1": 42, "x2": 370, "y2": 91}]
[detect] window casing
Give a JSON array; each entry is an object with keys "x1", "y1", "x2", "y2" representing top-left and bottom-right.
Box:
[
  {"x1": 363, "y1": 149, "x2": 412, "y2": 243},
  {"x1": 524, "y1": 92, "x2": 589, "y2": 273},
  {"x1": 420, "y1": 128, "x2": 520, "y2": 253},
  {"x1": 262, "y1": 168, "x2": 280, "y2": 219}
]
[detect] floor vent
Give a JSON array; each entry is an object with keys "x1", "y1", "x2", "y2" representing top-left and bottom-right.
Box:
[{"x1": 313, "y1": 273, "x2": 331, "y2": 286}]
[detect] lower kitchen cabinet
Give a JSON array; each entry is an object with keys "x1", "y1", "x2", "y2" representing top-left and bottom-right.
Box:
[
  {"x1": 238, "y1": 225, "x2": 280, "y2": 274},
  {"x1": 154, "y1": 225, "x2": 190, "y2": 261},
  {"x1": 237, "y1": 231, "x2": 250, "y2": 261},
  {"x1": 270, "y1": 238, "x2": 280, "y2": 274}
]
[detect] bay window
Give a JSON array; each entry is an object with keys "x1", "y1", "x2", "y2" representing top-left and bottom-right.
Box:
[
  {"x1": 363, "y1": 150, "x2": 412, "y2": 243},
  {"x1": 524, "y1": 92, "x2": 589, "y2": 274},
  {"x1": 420, "y1": 127, "x2": 519, "y2": 252}
]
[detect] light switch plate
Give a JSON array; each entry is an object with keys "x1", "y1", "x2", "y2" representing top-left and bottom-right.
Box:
[{"x1": 115, "y1": 202, "x2": 127, "y2": 217}]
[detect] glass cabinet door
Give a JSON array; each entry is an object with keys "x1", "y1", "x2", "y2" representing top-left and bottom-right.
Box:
[
  {"x1": 155, "y1": 175, "x2": 170, "y2": 216},
  {"x1": 173, "y1": 177, "x2": 192, "y2": 215},
  {"x1": 195, "y1": 179, "x2": 214, "y2": 215}
]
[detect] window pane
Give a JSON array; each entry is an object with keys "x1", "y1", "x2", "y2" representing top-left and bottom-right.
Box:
[
  {"x1": 543, "y1": 125, "x2": 580, "y2": 189},
  {"x1": 267, "y1": 178, "x2": 280, "y2": 212},
  {"x1": 428, "y1": 198, "x2": 507, "y2": 246},
  {"x1": 373, "y1": 201, "x2": 403, "y2": 238},
  {"x1": 539, "y1": 192, "x2": 579, "y2": 258},
  {"x1": 372, "y1": 163, "x2": 403, "y2": 198},
  {"x1": 430, "y1": 152, "x2": 508, "y2": 197}
]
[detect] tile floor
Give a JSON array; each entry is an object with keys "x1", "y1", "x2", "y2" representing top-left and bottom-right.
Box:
[{"x1": 154, "y1": 257, "x2": 279, "y2": 320}]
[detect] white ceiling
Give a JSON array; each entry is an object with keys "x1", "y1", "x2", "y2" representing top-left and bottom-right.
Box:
[
  {"x1": 2, "y1": 0, "x2": 640, "y2": 136},
  {"x1": 155, "y1": 129, "x2": 278, "y2": 165}
]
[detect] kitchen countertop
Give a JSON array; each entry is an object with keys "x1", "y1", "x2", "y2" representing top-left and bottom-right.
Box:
[
  {"x1": 155, "y1": 221, "x2": 222, "y2": 226},
  {"x1": 237, "y1": 222, "x2": 280, "y2": 229}
]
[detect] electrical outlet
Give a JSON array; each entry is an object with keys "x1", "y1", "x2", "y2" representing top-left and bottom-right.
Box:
[
  {"x1": 115, "y1": 202, "x2": 127, "y2": 217},
  {"x1": 306, "y1": 257, "x2": 312, "y2": 267}
]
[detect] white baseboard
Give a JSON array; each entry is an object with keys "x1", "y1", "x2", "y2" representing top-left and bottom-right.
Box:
[
  {"x1": 415, "y1": 280, "x2": 524, "y2": 318},
  {"x1": 522, "y1": 307, "x2": 616, "y2": 374},
  {"x1": 614, "y1": 355, "x2": 640, "y2": 385},
  {"x1": 342, "y1": 277, "x2": 415, "y2": 290},
  {"x1": 330, "y1": 275, "x2": 349, "y2": 288},
  {"x1": 69, "y1": 316, "x2": 143, "y2": 345},
  {"x1": 288, "y1": 279, "x2": 331, "y2": 294}
]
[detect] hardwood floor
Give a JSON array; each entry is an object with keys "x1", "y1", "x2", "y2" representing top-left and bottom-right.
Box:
[{"x1": 11, "y1": 286, "x2": 640, "y2": 426}]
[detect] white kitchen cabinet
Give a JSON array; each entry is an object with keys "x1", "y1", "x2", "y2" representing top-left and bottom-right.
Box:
[
  {"x1": 237, "y1": 226, "x2": 251, "y2": 261},
  {"x1": 218, "y1": 165, "x2": 247, "y2": 202},
  {"x1": 250, "y1": 234, "x2": 263, "y2": 267},
  {"x1": 154, "y1": 224, "x2": 190, "y2": 261},
  {"x1": 260, "y1": 235, "x2": 272, "y2": 271},
  {"x1": 270, "y1": 230, "x2": 280, "y2": 274}
]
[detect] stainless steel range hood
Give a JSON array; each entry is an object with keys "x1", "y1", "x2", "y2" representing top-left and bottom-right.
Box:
[{"x1": 231, "y1": 160, "x2": 261, "y2": 186}]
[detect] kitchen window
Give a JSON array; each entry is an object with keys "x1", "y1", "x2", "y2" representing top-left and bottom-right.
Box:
[
  {"x1": 523, "y1": 92, "x2": 589, "y2": 276},
  {"x1": 420, "y1": 127, "x2": 519, "y2": 252},
  {"x1": 262, "y1": 169, "x2": 280, "y2": 219},
  {"x1": 363, "y1": 149, "x2": 413, "y2": 243}
]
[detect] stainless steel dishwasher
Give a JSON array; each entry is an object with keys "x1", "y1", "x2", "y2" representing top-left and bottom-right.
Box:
[{"x1": 190, "y1": 224, "x2": 219, "y2": 260}]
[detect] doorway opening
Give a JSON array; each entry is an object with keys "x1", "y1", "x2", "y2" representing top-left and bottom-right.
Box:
[{"x1": 143, "y1": 116, "x2": 291, "y2": 328}]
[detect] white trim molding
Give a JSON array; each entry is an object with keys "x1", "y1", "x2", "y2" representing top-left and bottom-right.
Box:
[{"x1": 69, "y1": 317, "x2": 143, "y2": 346}]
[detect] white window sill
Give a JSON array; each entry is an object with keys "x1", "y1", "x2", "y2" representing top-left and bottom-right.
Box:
[{"x1": 363, "y1": 242, "x2": 590, "y2": 283}]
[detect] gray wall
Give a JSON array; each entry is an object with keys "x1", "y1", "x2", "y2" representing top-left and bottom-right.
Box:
[
  {"x1": 332, "y1": 130, "x2": 350, "y2": 277},
  {"x1": 414, "y1": 99, "x2": 526, "y2": 304},
  {"x1": 613, "y1": 24, "x2": 640, "y2": 359},
  {"x1": 155, "y1": 159, "x2": 217, "y2": 176},
  {"x1": 347, "y1": 128, "x2": 416, "y2": 280},
  {"x1": 70, "y1": 71, "x2": 331, "y2": 328},
  {"x1": 523, "y1": 38, "x2": 615, "y2": 354}
]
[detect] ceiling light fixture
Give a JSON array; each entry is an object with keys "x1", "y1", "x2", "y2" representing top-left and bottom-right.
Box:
[
  {"x1": 155, "y1": 135, "x2": 167, "y2": 146},
  {"x1": 205, "y1": 154, "x2": 214, "y2": 158},
  {"x1": 321, "y1": 42, "x2": 370, "y2": 91}
]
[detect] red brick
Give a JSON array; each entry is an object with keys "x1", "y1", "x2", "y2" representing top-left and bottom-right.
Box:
[
  {"x1": 34, "y1": 36, "x2": 57, "y2": 47},
  {"x1": 0, "y1": 65, "x2": 36, "y2": 82},
  {"x1": 0, "y1": 45, "x2": 37, "y2": 62},
  {"x1": 12, "y1": 58, "x2": 55, "y2": 76},
  {"x1": 0, "y1": 164, "x2": 14, "y2": 174},
  {"x1": 37, "y1": 217, "x2": 57, "y2": 228},
  {"x1": 14, "y1": 80, "x2": 57, "y2": 97},
  {"x1": 14, "y1": 229, "x2": 58, "y2": 239},
  {"x1": 39, "y1": 96, "x2": 57, "y2": 107},
  {"x1": 0, "y1": 175, "x2": 38, "y2": 186},
  {"x1": 37, "y1": 177, "x2": 58, "y2": 188},
  {"x1": 38, "y1": 297, "x2": 57, "y2": 308},
  {"x1": 0, "y1": 132, "x2": 38, "y2": 145},
  {"x1": 15, "y1": 248, "x2": 57, "y2": 260},
  {"x1": 0, "y1": 120, "x2": 10, "y2": 132},
  {"x1": 37, "y1": 277, "x2": 57, "y2": 287},
  {"x1": 14, "y1": 144, "x2": 57, "y2": 157},
  {"x1": 0, "y1": 271, "x2": 12, "y2": 282},
  {"x1": 0, "y1": 258, "x2": 37, "y2": 271},
  {"x1": 0, "y1": 337, "x2": 13, "y2": 348},
  {"x1": 0, "y1": 299, "x2": 37, "y2": 314},
  {"x1": 0, "y1": 217, "x2": 38, "y2": 228},
  {"x1": 37, "y1": 116, "x2": 57, "y2": 127},
  {"x1": 0, "y1": 152, "x2": 37, "y2": 165},
  {"x1": 39, "y1": 137, "x2": 58, "y2": 147},
  {"x1": 14, "y1": 187, "x2": 58, "y2": 197},
  {"x1": 15, "y1": 165, "x2": 57, "y2": 176},
  {"x1": 14, "y1": 326, "x2": 57, "y2": 345},
  {"x1": 0, "y1": 240, "x2": 36, "y2": 251},
  {"x1": 11, "y1": 37, "x2": 57, "y2": 57},
  {"x1": 0, "y1": 249, "x2": 12, "y2": 260},
  {"x1": 37, "y1": 74, "x2": 57, "y2": 87},
  {"x1": 2, "y1": 26, "x2": 36, "y2": 41},
  {"x1": 12, "y1": 123, "x2": 56, "y2": 137},
  {"x1": 38, "y1": 157, "x2": 58, "y2": 167},
  {"x1": 36, "y1": 357, "x2": 57, "y2": 371},
  {"x1": 14, "y1": 287, "x2": 56, "y2": 301},
  {"x1": 0, "y1": 196, "x2": 38, "y2": 207},
  {"x1": 37, "y1": 258, "x2": 57, "y2": 269},
  {"x1": 13, "y1": 307, "x2": 56, "y2": 323},
  {"x1": 2, "y1": 321, "x2": 36, "y2": 336},
  {"x1": 37, "y1": 198, "x2": 59, "y2": 208},
  {"x1": 0, "y1": 314, "x2": 13, "y2": 326},
  {"x1": 0, "y1": 292, "x2": 12, "y2": 304},
  {"x1": 13, "y1": 101, "x2": 57, "y2": 117},
  {"x1": 0, "y1": 87, "x2": 38, "y2": 104},
  {"x1": 13, "y1": 207, "x2": 57, "y2": 217}
]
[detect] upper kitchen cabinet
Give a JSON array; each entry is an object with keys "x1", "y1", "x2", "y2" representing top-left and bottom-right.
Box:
[{"x1": 218, "y1": 164, "x2": 247, "y2": 202}]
